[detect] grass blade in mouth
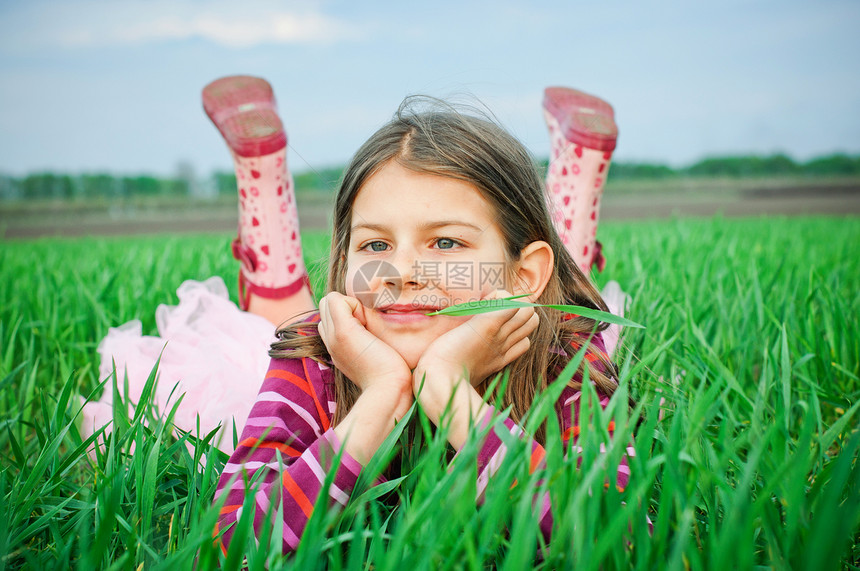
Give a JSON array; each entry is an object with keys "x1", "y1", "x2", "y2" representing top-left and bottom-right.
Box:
[{"x1": 426, "y1": 294, "x2": 644, "y2": 329}]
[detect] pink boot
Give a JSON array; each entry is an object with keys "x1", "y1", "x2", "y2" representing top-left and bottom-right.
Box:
[
  {"x1": 543, "y1": 86, "x2": 618, "y2": 274},
  {"x1": 202, "y1": 76, "x2": 309, "y2": 310}
]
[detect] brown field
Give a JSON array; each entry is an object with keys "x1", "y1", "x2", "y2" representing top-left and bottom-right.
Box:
[{"x1": 1, "y1": 179, "x2": 858, "y2": 240}]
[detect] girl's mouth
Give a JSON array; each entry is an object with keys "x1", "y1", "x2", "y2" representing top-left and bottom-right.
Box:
[{"x1": 376, "y1": 303, "x2": 441, "y2": 324}]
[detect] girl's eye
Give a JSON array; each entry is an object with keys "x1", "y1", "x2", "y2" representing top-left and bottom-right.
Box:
[
  {"x1": 363, "y1": 241, "x2": 389, "y2": 252},
  {"x1": 435, "y1": 238, "x2": 459, "y2": 250}
]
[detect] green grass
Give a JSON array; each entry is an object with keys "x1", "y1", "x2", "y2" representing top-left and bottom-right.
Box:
[{"x1": 1, "y1": 216, "x2": 859, "y2": 569}]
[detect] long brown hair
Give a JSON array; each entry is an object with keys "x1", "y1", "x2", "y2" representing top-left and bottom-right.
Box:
[{"x1": 270, "y1": 97, "x2": 618, "y2": 443}]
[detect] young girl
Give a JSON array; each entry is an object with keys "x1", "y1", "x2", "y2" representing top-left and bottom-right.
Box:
[
  {"x1": 207, "y1": 77, "x2": 629, "y2": 553},
  {"x1": 83, "y1": 78, "x2": 624, "y2": 456}
]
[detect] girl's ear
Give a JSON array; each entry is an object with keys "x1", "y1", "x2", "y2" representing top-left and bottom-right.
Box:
[{"x1": 514, "y1": 241, "x2": 554, "y2": 301}]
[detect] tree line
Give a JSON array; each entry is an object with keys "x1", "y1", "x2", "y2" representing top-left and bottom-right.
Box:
[
  {"x1": 2, "y1": 154, "x2": 858, "y2": 201},
  {"x1": 605, "y1": 153, "x2": 860, "y2": 179}
]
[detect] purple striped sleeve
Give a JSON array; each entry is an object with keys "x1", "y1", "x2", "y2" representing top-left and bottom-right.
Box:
[{"x1": 213, "y1": 356, "x2": 361, "y2": 555}]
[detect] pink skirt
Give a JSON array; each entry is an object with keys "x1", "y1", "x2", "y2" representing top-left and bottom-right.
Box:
[{"x1": 81, "y1": 277, "x2": 276, "y2": 454}]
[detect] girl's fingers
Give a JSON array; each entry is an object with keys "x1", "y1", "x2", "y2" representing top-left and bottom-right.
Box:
[
  {"x1": 325, "y1": 292, "x2": 364, "y2": 326},
  {"x1": 322, "y1": 293, "x2": 358, "y2": 346},
  {"x1": 465, "y1": 305, "x2": 536, "y2": 368},
  {"x1": 507, "y1": 310, "x2": 539, "y2": 344},
  {"x1": 319, "y1": 293, "x2": 373, "y2": 358},
  {"x1": 506, "y1": 306, "x2": 537, "y2": 334},
  {"x1": 340, "y1": 294, "x2": 361, "y2": 314},
  {"x1": 474, "y1": 290, "x2": 518, "y2": 324},
  {"x1": 343, "y1": 295, "x2": 367, "y2": 326},
  {"x1": 482, "y1": 290, "x2": 533, "y2": 327},
  {"x1": 496, "y1": 310, "x2": 538, "y2": 355},
  {"x1": 318, "y1": 296, "x2": 331, "y2": 345},
  {"x1": 319, "y1": 294, "x2": 354, "y2": 342},
  {"x1": 478, "y1": 304, "x2": 536, "y2": 345},
  {"x1": 468, "y1": 289, "x2": 537, "y2": 351},
  {"x1": 502, "y1": 335, "x2": 531, "y2": 365}
]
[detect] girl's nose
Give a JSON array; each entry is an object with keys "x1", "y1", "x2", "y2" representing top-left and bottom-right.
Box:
[{"x1": 386, "y1": 249, "x2": 425, "y2": 289}]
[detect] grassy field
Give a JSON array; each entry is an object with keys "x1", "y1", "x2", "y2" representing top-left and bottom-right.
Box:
[{"x1": 1, "y1": 216, "x2": 859, "y2": 569}]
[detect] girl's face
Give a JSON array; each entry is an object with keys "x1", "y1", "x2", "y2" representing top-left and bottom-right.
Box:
[{"x1": 345, "y1": 161, "x2": 513, "y2": 369}]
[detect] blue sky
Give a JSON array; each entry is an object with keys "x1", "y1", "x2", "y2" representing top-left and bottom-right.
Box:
[{"x1": 0, "y1": 0, "x2": 858, "y2": 177}]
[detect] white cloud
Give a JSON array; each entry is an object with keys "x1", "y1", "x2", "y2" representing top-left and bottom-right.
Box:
[{"x1": 0, "y1": 0, "x2": 363, "y2": 51}]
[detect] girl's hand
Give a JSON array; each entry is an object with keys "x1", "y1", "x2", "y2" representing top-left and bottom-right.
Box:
[
  {"x1": 319, "y1": 292, "x2": 413, "y2": 463},
  {"x1": 412, "y1": 290, "x2": 538, "y2": 424},
  {"x1": 318, "y1": 292, "x2": 412, "y2": 394}
]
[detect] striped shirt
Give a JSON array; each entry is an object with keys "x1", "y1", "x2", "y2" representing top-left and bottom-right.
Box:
[{"x1": 213, "y1": 330, "x2": 631, "y2": 554}]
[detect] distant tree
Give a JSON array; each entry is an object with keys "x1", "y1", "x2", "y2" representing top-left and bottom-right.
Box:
[
  {"x1": 760, "y1": 154, "x2": 800, "y2": 176},
  {"x1": 608, "y1": 162, "x2": 677, "y2": 179},
  {"x1": 803, "y1": 154, "x2": 860, "y2": 176},
  {"x1": 685, "y1": 154, "x2": 799, "y2": 177},
  {"x1": 121, "y1": 175, "x2": 161, "y2": 196},
  {"x1": 213, "y1": 172, "x2": 238, "y2": 196},
  {"x1": 162, "y1": 178, "x2": 190, "y2": 197},
  {"x1": 3, "y1": 151, "x2": 859, "y2": 204},
  {"x1": 0, "y1": 175, "x2": 20, "y2": 200},
  {"x1": 79, "y1": 174, "x2": 120, "y2": 199},
  {"x1": 20, "y1": 173, "x2": 75, "y2": 199},
  {"x1": 293, "y1": 166, "x2": 343, "y2": 192}
]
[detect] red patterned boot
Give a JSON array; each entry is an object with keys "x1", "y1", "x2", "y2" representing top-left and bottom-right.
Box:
[
  {"x1": 543, "y1": 86, "x2": 618, "y2": 274},
  {"x1": 203, "y1": 75, "x2": 310, "y2": 311}
]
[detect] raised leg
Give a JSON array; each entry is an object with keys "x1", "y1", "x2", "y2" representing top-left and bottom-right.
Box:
[
  {"x1": 542, "y1": 86, "x2": 618, "y2": 274},
  {"x1": 203, "y1": 75, "x2": 316, "y2": 326}
]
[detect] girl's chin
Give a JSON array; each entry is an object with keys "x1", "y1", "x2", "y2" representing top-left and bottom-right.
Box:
[
  {"x1": 394, "y1": 346, "x2": 423, "y2": 371},
  {"x1": 367, "y1": 316, "x2": 465, "y2": 370},
  {"x1": 376, "y1": 338, "x2": 426, "y2": 370}
]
